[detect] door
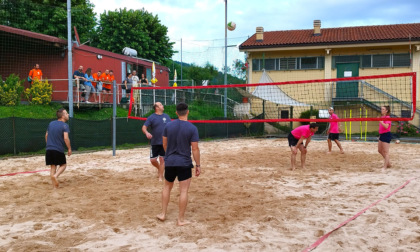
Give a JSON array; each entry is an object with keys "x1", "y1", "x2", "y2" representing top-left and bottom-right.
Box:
[{"x1": 336, "y1": 63, "x2": 359, "y2": 98}]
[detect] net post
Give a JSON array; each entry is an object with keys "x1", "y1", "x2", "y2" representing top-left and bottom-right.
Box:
[
  {"x1": 350, "y1": 109, "x2": 352, "y2": 141},
  {"x1": 344, "y1": 110, "x2": 347, "y2": 140},
  {"x1": 112, "y1": 80, "x2": 116, "y2": 156}
]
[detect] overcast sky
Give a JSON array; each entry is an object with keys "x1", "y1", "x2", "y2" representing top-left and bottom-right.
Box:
[{"x1": 89, "y1": 0, "x2": 420, "y2": 69}]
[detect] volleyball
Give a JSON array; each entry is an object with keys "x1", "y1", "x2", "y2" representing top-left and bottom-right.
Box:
[
  {"x1": 227, "y1": 21, "x2": 236, "y2": 31},
  {"x1": 395, "y1": 139, "x2": 400, "y2": 144}
]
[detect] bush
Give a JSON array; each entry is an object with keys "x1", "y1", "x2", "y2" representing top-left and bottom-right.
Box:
[
  {"x1": 396, "y1": 121, "x2": 420, "y2": 137},
  {"x1": 24, "y1": 79, "x2": 53, "y2": 105},
  {"x1": 299, "y1": 108, "x2": 327, "y2": 133},
  {"x1": 0, "y1": 74, "x2": 25, "y2": 106}
]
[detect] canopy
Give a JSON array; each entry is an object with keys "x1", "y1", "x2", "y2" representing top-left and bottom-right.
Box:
[{"x1": 236, "y1": 70, "x2": 309, "y2": 106}]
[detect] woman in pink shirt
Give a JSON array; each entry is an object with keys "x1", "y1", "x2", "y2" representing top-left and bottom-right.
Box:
[
  {"x1": 288, "y1": 123, "x2": 319, "y2": 170},
  {"x1": 378, "y1": 106, "x2": 392, "y2": 170},
  {"x1": 327, "y1": 107, "x2": 344, "y2": 154}
]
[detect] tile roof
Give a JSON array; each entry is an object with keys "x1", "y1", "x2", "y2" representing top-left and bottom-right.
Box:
[{"x1": 239, "y1": 23, "x2": 420, "y2": 50}]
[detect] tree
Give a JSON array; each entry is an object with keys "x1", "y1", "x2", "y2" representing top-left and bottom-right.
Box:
[
  {"x1": 0, "y1": 0, "x2": 96, "y2": 43},
  {"x1": 231, "y1": 59, "x2": 247, "y2": 81},
  {"x1": 91, "y1": 8, "x2": 175, "y2": 64}
]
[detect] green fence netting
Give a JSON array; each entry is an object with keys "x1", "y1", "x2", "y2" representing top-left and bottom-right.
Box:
[{"x1": 0, "y1": 117, "x2": 264, "y2": 156}]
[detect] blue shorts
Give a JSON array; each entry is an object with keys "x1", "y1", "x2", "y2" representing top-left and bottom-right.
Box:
[{"x1": 379, "y1": 132, "x2": 392, "y2": 143}]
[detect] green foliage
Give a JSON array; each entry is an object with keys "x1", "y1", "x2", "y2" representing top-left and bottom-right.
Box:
[
  {"x1": 73, "y1": 107, "x2": 128, "y2": 120},
  {"x1": 0, "y1": 103, "x2": 128, "y2": 119},
  {"x1": 0, "y1": 103, "x2": 61, "y2": 118},
  {"x1": 396, "y1": 121, "x2": 420, "y2": 137},
  {"x1": 143, "y1": 101, "x2": 225, "y2": 120},
  {"x1": 0, "y1": 0, "x2": 97, "y2": 42},
  {"x1": 299, "y1": 108, "x2": 327, "y2": 133},
  {"x1": 92, "y1": 8, "x2": 174, "y2": 64},
  {"x1": 231, "y1": 59, "x2": 246, "y2": 81},
  {"x1": 24, "y1": 79, "x2": 53, "y2": 105},
  {"x1": 0, "y1": 74, "x2": 24, "y2": 106}
]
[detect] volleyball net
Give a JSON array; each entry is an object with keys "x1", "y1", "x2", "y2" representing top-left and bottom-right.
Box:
[{"x1": 128, "y1": 72, "x2": 417, "y2": 124}]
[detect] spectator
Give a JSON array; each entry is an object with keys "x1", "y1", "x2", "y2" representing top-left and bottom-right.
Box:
[
  {"x1": 83, "y1": 68, "x2": 95, "y2": 103},
  {"x1": 141, "y1": 73, "x2": 149, "y2": 86},
  {"x1": 92, "y1": 70, "x2": 102, "y2": 103},
  {"x1": 132, "y1": 70, "x2": 140, "y2": 104},
  {"x1": 123, "y1": 72, "x2": 133, "y2": 99},
  {"x1": 100, "y1": 69, "x2": 111, "y2": 103},
  {"x1": 73, "y1": 65, "x2": 86, "y2": 101},
  {"x1": 28, "y1": 64, "x2": 43, "y2": 84}
]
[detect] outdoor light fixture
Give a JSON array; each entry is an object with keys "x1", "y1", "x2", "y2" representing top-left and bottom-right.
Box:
[{"x1": 97, "y1": 54, "x2": 102, "y2": 59}]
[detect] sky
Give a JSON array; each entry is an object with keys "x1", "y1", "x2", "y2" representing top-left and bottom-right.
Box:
[{"x1": 89, "y1": 0, "x2": 420, "y2": 70}]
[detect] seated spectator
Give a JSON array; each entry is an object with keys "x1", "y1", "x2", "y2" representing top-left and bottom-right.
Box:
[{"x1": 73, "y1": 65, "x2": 86, "y2": 101}]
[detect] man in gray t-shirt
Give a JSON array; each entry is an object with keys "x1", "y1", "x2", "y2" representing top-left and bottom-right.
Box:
[
  {"x1": 142, "y1": 102, "x2": 171, "y2": 181},
  {"x1": 45, "y1": 108, "x2": 72, "y2": 188},
  {"x1": 156, "y1": 102, "x2": 201, "y2": 226}
]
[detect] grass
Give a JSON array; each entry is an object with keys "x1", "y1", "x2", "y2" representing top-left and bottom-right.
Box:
[{"x1": 0, "y1": 103, "x2": 128, "y2": 120}]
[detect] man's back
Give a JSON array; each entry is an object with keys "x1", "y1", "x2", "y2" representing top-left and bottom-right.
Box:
[
  {"x1": 46, "y1": 120, "x2": 69, "y2": 153},
  {"x1": 163, "y1": 120, "x2": 199, "y2": 166}
]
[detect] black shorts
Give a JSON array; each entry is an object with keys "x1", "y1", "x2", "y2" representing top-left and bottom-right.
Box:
[
  {"x1": 328, "y1": 133, "x2": 340, "y2": 141},
  {"x1": 165, "y1": 165, "x2": 193, "y2": 182},
  {"x1": 45, "y1": 150, "x2": 66, "y2": 166},
  {"x1": 150, "y1": 145, "x2": 165, "y2": 158},
  {"x1": 102, "y1": 87, "x2": 111, "y2": 91},
  {"x1": 287, "y1": 133, "x2": 300, "y2": 147},
  {"x1": 379, "y1": 132, "x2": 392, "y2": 143}
]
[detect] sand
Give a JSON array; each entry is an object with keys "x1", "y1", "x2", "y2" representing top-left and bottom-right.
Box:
[{"x1": 0, "y1": 138, "x2": 419, "y2": 251}]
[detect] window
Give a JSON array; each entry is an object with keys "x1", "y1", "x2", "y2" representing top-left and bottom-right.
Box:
[
  {"x1": 372, "y1": 54, "x2": 391, "y2": 67},
  {"x1": 332, "y1": 55, "x2": 360, "y2": 68},
  {"x1": 265, "y1": 59, "x2": 276, "y2": 70},
  {"x1": 361, "y1": 55, "x2": 371, "y2": 68},
  {"x1": 280, "y1": 110, "x2": 289, "y2": 119},
  {"x1": 252, "y1": 56, "x2": 324, "y2": 71},
  {"x1": 393, "y1": 53, "x2": 410, "y2": 67},
  {"x1": 301, "y1": 57, "x2": 317, "y2": 69},
  {"x1": 252, "y1": 59, "x2": 261, "y2": 71}
]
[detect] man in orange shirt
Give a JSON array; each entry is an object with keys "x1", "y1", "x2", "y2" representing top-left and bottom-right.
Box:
[
  {"x1": 28, "y1": 64, "x2": 43, "y2": 84},
  {"x1": 92, "y1": 70, "x2": 101, "y2": 103},
  {"x1": 100, "y1": 69, "x2": 115, "y2": 103}
]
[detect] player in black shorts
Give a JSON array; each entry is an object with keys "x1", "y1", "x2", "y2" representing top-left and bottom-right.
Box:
[
  {"x1": 142, "y1": 102, "x2": 171, "y2": 181},
  {"x1": 156, "y1": 103, "x2": 201, "y2": 226},
  {"x1": 45, "y1": 108, "x2": 72, "y2": 188}
]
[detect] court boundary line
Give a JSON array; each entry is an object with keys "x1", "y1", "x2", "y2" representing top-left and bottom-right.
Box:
[
  {"x1": 302, "y1": 176, "x2": 419, "y2": 252},
  {"x1": 0, "y1": 169, "x2": 49, "y2": 177}
]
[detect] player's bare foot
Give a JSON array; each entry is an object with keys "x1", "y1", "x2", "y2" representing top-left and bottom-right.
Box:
[
  {"x1": 327, "y1": 151, "x2": 332, "y2": 154},
  {"x1": 177, "y1": 219, "x2": 191, "y2": 226},
  {"x1": 387, "y1": 163, "x2": 392, "y2": 168},
  {"x1": 51, "y1": 176, "x2": 59, "y2": 188},
  {"x1": 301, "y1": 166, "x2": 306, "y2": 170},
  {"x1": 158, "y1": 177, "x2": 163, "y2": 182},
  {"x1": 340, "y1": 150, "x2": 344, "y2": 154},
  {"x1": 291, "y1": 167, "x2": 295, "y2": 171},
  {"x1": 156, "y1": 213, "x2": 166, "y2": 221}
]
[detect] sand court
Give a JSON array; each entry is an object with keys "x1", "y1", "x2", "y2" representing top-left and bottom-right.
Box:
[{"x1": 1, "y1": 138, "x2": 419, "y2": 251}]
